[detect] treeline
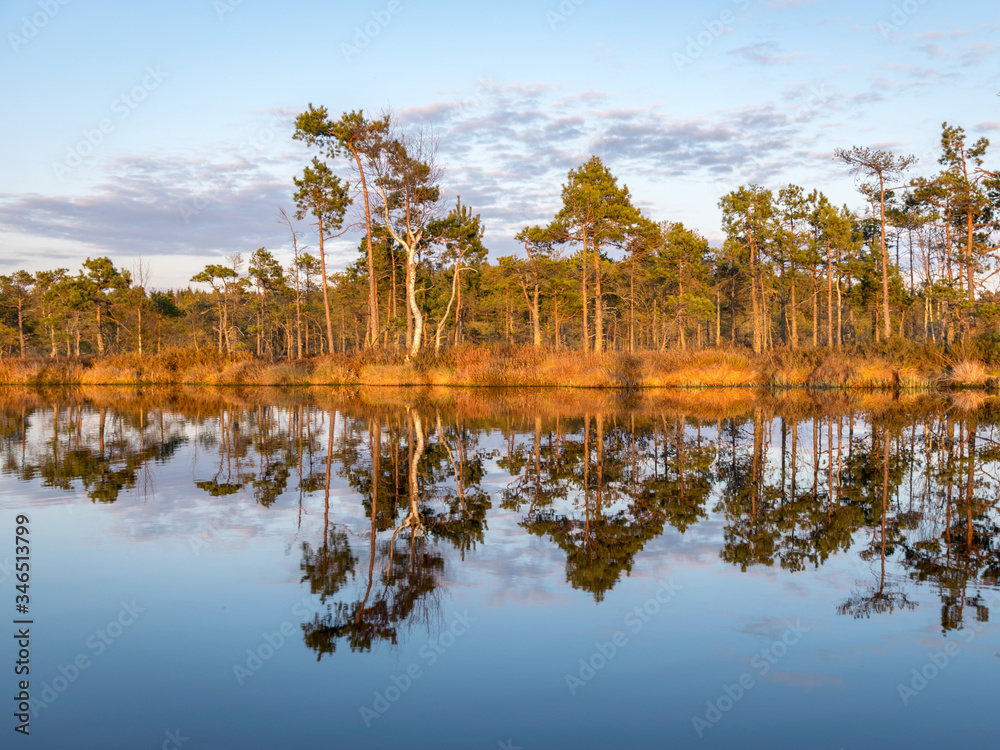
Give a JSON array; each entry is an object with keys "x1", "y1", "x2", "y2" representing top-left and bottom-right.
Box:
[{"x1": 1, "y1": 115, "x2": 997, "y2": 359}]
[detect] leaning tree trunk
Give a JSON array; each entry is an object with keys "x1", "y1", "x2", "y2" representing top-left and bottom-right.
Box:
[
  {"x1": 435, "y1": 259, "x2": 462, "y2": 354},
  {"x1": 406, "y1": 246, "x2": 423, "y2": 359},
  {"x1": 393, "y1": 410, "x2": 426, "y2": 547}
]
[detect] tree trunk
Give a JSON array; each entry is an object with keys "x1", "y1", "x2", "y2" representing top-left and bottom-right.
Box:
[
  {"x1": 17, "y1": 300, "x2": 25, "y2": 356},
  {"x1": 677, "y1": 257, "x2": 685, "y2": 351},
  {"x1": 966, "y1": 211, "x2": 975, "y2": 303},
  {"x1": 716, "y1": 290, "x2": 721, "y2": 347},
  {"x1": 836, "y1": 259, "x2": 843, "y2": 349},
  {"x1": 223, "y1": 286, "x2": 232, "y2": 356},
  {"x1": 390, "y1": 249, "x2": 399, "y2": 352},
  {"x1": 581, "y1": 233, "x2": 589, "y2": 353},
  {"x1": 751, "y1": 269, "x2": 762, "y2": 354},
  {"x1": 654, "y1": 295, "x2": 661, "y2": 351},
  {"x1": 406, "y1": 247, "x2": 423, "y2": 358},
  {"x1": 507, "y1": 292, "x2": 514, "y2": 343},
  {"x1": 763, "y1": 278, "x2": 772, "y2": 350},
  {"x1": 95, "y1": 301, "x2": 104, "y2": 355},
  {"x1": 455, "y1": 271, "x2": 463, "y2": 346},
  {"x1": 351, "y1": 148, "x2": 380, "y2": 348},
  {"x1": 317, "y1": 218, "x2": 335, "y2": 355},
  {"x1": 790, "y1": 279, "x2": 798, "y2": 349},
  {"x1": 405, "y1": 263, "x2": 414, "y2": 353},
  {"x1": 216, "y1": 292, "x2": 224, "y2": 355},
  {"x1": 554, "y1": 297, "x2": 561, "y2": 350},
  {"x1": 594, "y1": 242, "x2": 603, "y2": 353},
  {"x1": 629, "y1": 261, "x2": 635, "y2": 353},
  {"x1": 827, "y1": 244, "x2": 834, "y2": 348},
  {"x1": 435, "y1": 259, "x2": 462, "y2": 354},
  {"x1": 532, "y1": 284, "x2": 541, "y2": 347},
  {"x1": 879, "y1": 173, "x2": 892, "y2": 341},
  {"x1": 812, "y1": 271, "x2": 819, "y2": 348},
  {"x1": 731, "y1": 278, "x2": 737, "y2": 345},
  {"x1": 256, "y1": 284, "x2": 263, "y2": 357}
]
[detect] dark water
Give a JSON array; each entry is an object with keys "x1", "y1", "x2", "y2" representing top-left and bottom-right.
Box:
[{"x1": 1, "y1": 387, "x2": 998, "y2": 749}]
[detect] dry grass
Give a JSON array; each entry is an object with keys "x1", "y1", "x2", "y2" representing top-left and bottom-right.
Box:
[
  {"x1": 946, "y1": 359, "x2": 991, "y2": 387},
  {"x1": 0, "y1": 344, "x2": 991, "y2": 390},
  {"x1": 642, "y1": 349, "x2": 758, "y2": 387},
  {"x1": 0, "y1": 358, "x2": 86, "y2": 385},
  {"x1": 255, "y1": 363, "x2": 311, "y2": 386},
  {"x1": 355, "y1": 364, "x2": 418, "y2": 386}
]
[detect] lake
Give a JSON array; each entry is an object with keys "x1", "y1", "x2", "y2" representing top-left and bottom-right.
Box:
[{"x1": 1, "y1": 386, "x2": 998, "y2": 749}]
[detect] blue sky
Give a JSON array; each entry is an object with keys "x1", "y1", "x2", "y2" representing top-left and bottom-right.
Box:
[{"x1": 1, "y1": 0, "x2": 998, "y2": 288}]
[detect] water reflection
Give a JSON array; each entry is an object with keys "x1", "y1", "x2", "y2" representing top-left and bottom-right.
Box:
[{"x1": 3, "y1": 386, "x2": 1000, "y2": 653}]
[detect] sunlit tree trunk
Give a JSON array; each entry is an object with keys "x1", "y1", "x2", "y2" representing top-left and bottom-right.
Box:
[
  {"x1": 581, "y1": 233, "x2": 589, "y2": 353},
  {"x1": 435, "y1": 258, "x2": 462, "y2": 354},
  {"x1": 827, "y1": 244, "x2": 834, "y2": 347},
  {"x1": 594, "y1": 242, "x2": 603, "y2": 353}
]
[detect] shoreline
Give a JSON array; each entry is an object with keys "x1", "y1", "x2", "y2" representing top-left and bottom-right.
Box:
[{"x1": 0, "y1": 346, "x2": 996, "y2": 391}]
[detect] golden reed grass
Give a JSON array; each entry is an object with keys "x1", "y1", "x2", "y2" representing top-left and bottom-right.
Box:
[{"x1": 0, "y1": 344, "x2": 995, "y2": 390}]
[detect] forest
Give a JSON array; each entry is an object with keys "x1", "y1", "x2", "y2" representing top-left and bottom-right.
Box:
[{"x1": 2, "y1": 110, "x2": 999, "y2": 386}]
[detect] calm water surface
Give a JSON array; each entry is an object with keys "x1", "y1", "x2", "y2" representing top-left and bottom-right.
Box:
[{"x1": 1, "y1": 387, "x2": 998, "y2": 749}]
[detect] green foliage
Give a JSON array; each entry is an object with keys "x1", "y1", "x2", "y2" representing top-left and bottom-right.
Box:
[
  {"x1": 293, "y1": 157, "x2": 352, "y2": 231},
  {"x1": 2, "y1": 119, "x2": 999, "y2": 360}
]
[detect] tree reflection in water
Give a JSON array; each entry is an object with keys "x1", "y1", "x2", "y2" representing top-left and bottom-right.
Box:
[
  {"x1": 838, "y1": 426, "x2": 918, "y2": 619},
  {"x1": 3, "y1": 387, "x2": 1000, "y2": 648},
  {"x1": 300, "y1": 411, "x2": 446, "y2": 657}
]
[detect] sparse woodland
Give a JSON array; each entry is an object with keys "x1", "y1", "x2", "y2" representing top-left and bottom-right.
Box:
[{"x1": 2, "y1": 113, "x2": 999, "y2": 387}]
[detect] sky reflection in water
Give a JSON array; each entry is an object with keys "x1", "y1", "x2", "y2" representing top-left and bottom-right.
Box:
[{"x1": 1, "y1": 387, "x2": 998, "y2": 749}]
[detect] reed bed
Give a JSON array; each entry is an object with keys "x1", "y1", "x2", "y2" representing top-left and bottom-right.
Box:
[{"x1": 0, "y1": 344, "x2": 996, "y2": 390}]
